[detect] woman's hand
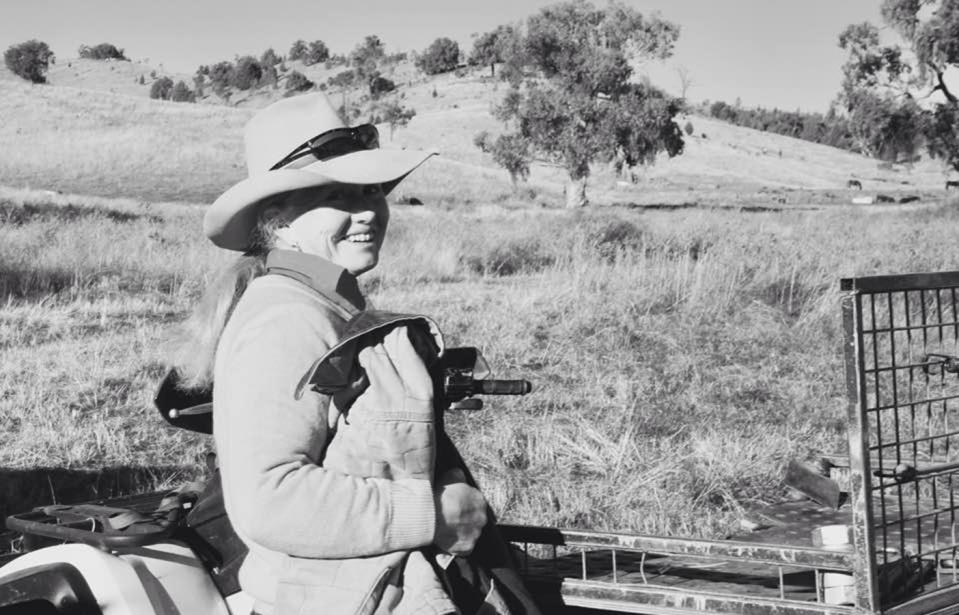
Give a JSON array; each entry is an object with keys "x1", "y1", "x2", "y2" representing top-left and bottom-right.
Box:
[{"x1": 433, "y1": 468, "x2": 488, "y2": 555}]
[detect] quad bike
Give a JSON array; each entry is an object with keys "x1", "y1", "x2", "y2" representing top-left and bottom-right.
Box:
[{"x1": 0, "y1": 325, "x2": 533, "y2": 615}]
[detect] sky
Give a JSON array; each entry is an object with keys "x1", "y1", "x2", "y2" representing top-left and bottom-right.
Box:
[{"x1": 1, "y1": 0, "x2": 885, "y2": 112}]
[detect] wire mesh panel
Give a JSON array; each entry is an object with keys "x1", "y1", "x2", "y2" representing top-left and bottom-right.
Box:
[{"x1": 843, "y1": 272, "x2": 959, "y2": 613}]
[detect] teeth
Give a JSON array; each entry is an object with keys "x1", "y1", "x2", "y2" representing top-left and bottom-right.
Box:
[{"x1": 344, "y1": 233, "x2": 373, "y2": 243}]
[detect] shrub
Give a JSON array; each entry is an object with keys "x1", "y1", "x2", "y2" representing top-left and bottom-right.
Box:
[
  {"x1": 416, "y1": 37, "x2": 460, "y2": 75},
  {"x1": 149, "y1": 76, "x2": 174, "y2": 100},
  {"x1": 285, "y1": 70, "x2": 314, "y2": 93},
  {"x1": 684, "y1": 120, "x2": 694, "y2": 135},
  {"x1": 233, "y1": 56, "x2": 262, "y2": 90},
  {"x1": 288, "y1": 40, "x2": 308, "y2": 62},
  {"x1": 138, "y1": 75, "x2": 145, "y2": 85},
  {"x1": 490, "y1": 134, "x2": 530, "y2": 186},
  {"x1": 208, "y1": 61, "x2": 235, "y2": 96},
  {"x1": 260, "y1": 48, "x2": 281, "y2": 67},
  {"x1": 463, "y1": 238, "x2": 554, "y2": 276},
  {"x1": 328, "y1": 69, "x2": 355, "y2": 90},
  {"x1": 305, "y1": 40, "x2": 329, "y2": 65},
  {"x1": 369, "y1": 74, "x2": 395, "y2": 98},
  {"x1": 4, "y1": 40, "x2": 55, "y2": 84},
  {"x1": 78, "y1": 43, "x2": 127, "y2": 61},
  {"x1": 170, "y1": 80, "x2": 195, "y2": 102},
  {"x1": 473, "y1": 130, "x2": 492, "y2": 153}
]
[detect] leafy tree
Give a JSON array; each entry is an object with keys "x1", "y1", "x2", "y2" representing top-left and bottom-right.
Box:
[
  {"x1": 171, "y1": 80, "x2": 196, "y2": 102},
  {"x1": 208, "y1": 61, "x2": 235, "y2": 96},
  {"x1": 416, "y1": 37, "x2": 460, "y2": 75},
  {"x1": 286, "y1": 70, "x2": 314, "y2": 93},
  {"x1": 4, "y1": 40, "x2": 55, "y2": 84},
  {"x1": 350, "y1": 35, "x2": 386, "y2": 85},
  {"x1": 327, "y1": 69, "x2": 355, "y2": 91},
  {"x1": 684, "y1": 120, "x2": 694, "y2": 136},
  {"x1": 470, "y1": 25, "x2": 517, "y2": 77},
  {"x1": 233, "y1": 56, "x2": 263, "y2": 90},
  {"x1": 490, "y1": 134, "x2": 531, "y2": 186},
  {"x1": 260, "y1": 48, "x2": 281, "y2": 67},
  {"x1": 836, "y1": 2, "x2": 959, "y2": 167},
  {"x1": 378, "y1": 99, "x2": 416, "y2": 139},
  {"x1": 78, "y1": 43, "x2": 127, "y2": 60},
  {"x1": 306, "y1": 40, "x2": 330, "y2": 65},
  {"x1": 288, "y1": 40, "x2": 308, "y2": 62},
  {"x1": 495, "y1": 1, "x2": 683, "y2": 207},
  {"x1": 473, "y1": 130, "x2": 492, "y2": 152},
  {"x1": 149, "y1": 76, "x2": 174, "y2": 100}
]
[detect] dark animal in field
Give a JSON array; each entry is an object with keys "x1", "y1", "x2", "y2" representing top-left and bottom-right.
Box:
[
  {"x1": 899, "y1": 195, "x2": 920, "y2": 204},
  {"x1": 947, "y1": 180, "x2": 959, "y2": 190},
  {"x1": 847, "y1": 179, "x2": 862, "y2": 190},
  {"x1": 875, "y1": 194, "x2": 895, "y2": 203}
]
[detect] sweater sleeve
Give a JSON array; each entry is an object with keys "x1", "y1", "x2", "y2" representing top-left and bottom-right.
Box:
[{"x1": 212, "y1": 302, "x2": 436, "y2": 558}]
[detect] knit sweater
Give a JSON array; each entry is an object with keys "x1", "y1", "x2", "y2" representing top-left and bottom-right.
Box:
[{"x1": 212, "y1": 251, "x2": 438, "y2": 611}]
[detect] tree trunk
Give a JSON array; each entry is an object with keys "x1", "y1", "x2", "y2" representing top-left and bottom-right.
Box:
[{"x1": 565, "y1": 176, "x2": 588, "y2": 208}]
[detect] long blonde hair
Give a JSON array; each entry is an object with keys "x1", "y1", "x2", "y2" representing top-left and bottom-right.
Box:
[{"x1": 171, "y1": 195, "x2": 296, "y2": 389}]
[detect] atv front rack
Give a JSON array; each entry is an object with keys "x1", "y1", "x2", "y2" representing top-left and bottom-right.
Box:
[{"x1": 7, "y1": 492, "x2": 180, "y2": 551}]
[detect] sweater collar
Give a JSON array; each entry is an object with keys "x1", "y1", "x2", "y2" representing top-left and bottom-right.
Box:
[{"x1": 265, "y1": 249, "x2": 366, "y2": 314}]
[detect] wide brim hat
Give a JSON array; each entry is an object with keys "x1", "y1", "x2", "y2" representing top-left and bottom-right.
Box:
[{"x1": 205, "y1": 92, "x2": 436, "y2": 251}]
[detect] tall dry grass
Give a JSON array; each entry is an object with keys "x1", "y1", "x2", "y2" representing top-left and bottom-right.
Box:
[{"x1": 5, "y1": 185, "x2": 959, "y2": 537}]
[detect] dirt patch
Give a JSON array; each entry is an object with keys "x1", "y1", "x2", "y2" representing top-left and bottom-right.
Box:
[{"x1": 0, "y1": 199, "x2": 161, "y2": 225}]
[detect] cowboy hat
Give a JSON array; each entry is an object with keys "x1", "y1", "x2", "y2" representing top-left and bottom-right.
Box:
[{"x1": 204, "y1": 92, "x2": 436, "y2": 251}]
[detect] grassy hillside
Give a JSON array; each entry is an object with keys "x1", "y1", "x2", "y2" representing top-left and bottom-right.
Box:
[{"x1": 0, "y1": 68, "x2": 950, "y2": 208}]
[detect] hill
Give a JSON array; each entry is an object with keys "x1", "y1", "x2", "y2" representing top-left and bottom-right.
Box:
[{"x1": 0, "y1": 67, "x2": 950, "y2": 207}]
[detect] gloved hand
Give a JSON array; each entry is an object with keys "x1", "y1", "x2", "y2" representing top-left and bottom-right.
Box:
[{"x1": 348, "y1": 325, "x2": 436, "y2": 416}]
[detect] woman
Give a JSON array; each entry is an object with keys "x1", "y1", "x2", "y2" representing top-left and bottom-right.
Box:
[{"x1": 175, "y1": 93, "x2": 533, "y2": 615}]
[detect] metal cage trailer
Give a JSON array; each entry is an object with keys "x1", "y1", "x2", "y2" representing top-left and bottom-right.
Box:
[{"x1": 493, "y1": 270, "x2": 959, "y2": 615}]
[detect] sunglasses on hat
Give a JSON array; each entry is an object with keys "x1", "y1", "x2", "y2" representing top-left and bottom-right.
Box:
[{"x1": 270, "y1": 124, "x2": 380, "y2": 171}]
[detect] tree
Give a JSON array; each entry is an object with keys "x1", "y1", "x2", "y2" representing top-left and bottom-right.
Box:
[
  {"x1": 78, "y1": 43, "x2": 127, "y2": 61},
  {"x1": 286, "y1": 70, "x2": 314, "y2": 93},
  {"x1": 836, "y1": 2, "x2": 959, "y2": 168},
  {"x1": 233, "y1": 56, "x2": 263, "y2": 90},
  {"x1": 350, "y1": 35, "x2": 386, "y2": 86},
  {"x1": 260, "y1": 48, "x2": 281, "y2": 67},
  {"x1": 494, "y1": 1, "x2": 683, "y2": 207},
  {"x1": 470, "y1": 26, "x2": 517, "y2": 77},
  {"x1": 149, "y1": 76, "x2": 174, "y2": 100},
  {"x1": 4, "y1": 40, "x2": 55, "y2": 84},
  {"x1": 490, "y1": 134, "x2": 531, "y2": 186},
  {"x1": 208, "y1": 61, "x2": 235, "y2": 96},
  {"x1": 416, "y1": 37, "x2": 460, "y2": 75},
  {"x1": 379, "y1": 99, "x2": 416, "y2": 139},
  {"x1": 170, "y1": 80, "x2": 196, "y2": 102},
  {"x1": 306, "y1": 40, "x2": 330, "y2": 65},
  {"x1": 289, "y1": 40, "x2": 308, "y2": 62},
  {"x1": 369, "y1": 74, "x2": 395, "y2": 99},
  {"x1": 676, "y1": 65, "x2": 693, "y2": 100}
]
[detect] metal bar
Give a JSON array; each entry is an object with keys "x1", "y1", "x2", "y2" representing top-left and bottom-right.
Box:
[
  {"x1": 497, "y1": 525, "x2": 854, "y2": 570},
  {"x1": 870, "y1": 428, "x2": 959, "y2": 450},
  {"x1": 841, "y1": 290, "x2": 881, "y2": 612},
  {"x1": 542, "y1": 578, "x2": 861, "y2": 615},
  {"x1": 841, "y1": 271, "x2": 959, "y2": 293},
  {"x1": 862, "y1": 322, "x2": 959, "y2": 335},
  {"x1": 880, "y1": 584, "x2": 959, "y2": 615}
]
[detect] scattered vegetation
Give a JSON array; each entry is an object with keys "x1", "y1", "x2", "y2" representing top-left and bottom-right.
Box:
[
  {"x1": 4, "y1": 40, "x2": 55, "y2": 84},
  {"x1": 78, "y1": 43, "x2": 127, "y2": 61},
  {"x1": 285, "y1": 70, "x2": 314, "y2": 94}
]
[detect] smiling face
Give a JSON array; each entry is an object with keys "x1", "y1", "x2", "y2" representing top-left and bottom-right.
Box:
[{"x1": 271, "y1": 183, "x2": 390, "y2": 276}]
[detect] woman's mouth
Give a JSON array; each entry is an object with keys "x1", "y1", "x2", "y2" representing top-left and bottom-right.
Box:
[{"x1": 341, "y1": 231, "x2": 375, "y2": 243}]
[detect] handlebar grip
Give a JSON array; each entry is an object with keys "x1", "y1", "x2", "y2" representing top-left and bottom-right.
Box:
[{"x1": 475, "y1": 380, "x2": 533, "y2": 395}]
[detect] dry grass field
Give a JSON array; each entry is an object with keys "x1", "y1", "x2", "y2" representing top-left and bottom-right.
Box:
[{"x1": 3, "y1": 66, "x2": 959, "y2": 542}]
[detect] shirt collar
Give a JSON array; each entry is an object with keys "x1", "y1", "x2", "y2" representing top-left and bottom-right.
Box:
[{"x1": 265, "y1": 249, "x2": 366, "y2": 314}]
